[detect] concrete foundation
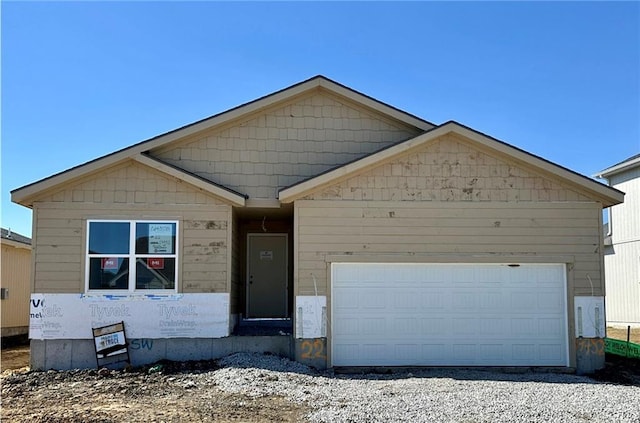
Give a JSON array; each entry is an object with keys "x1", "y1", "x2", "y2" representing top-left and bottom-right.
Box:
[
  {"x1": 294, "y1": 338, "x2": 328, "y2": 369},
  {"x1": 575, "y1": 338, "x2": 606, "y2": 375},
  {"x1": 32, "y1": 336, "x2": 599, "y2": 374},
  {"x1": 31, "y1": 336, "x2": 293, "y2": 370},
  {"x1": 1, "y1": 326, "x2": 29, "y2": 338}
]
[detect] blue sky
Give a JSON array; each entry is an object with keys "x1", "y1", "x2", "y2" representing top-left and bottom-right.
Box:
[{"x1": 2, "y1": 1, "x2": 639, "y2": 237}]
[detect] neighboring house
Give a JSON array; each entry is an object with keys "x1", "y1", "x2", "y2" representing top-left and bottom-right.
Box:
[
  {"x1": 12, "y1": 76, "x2": 623, "y2": 373},
  {"x1": 595, "y1": 154, "x2": 640, "y2": 328},
  {"x1": 1, "y1": 228, "x2": 32, "y2": 338}
]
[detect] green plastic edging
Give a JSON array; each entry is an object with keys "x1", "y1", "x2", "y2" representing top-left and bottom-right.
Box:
[{"x1": 604, "y1": 337, "x2": 640, "y2": 359}]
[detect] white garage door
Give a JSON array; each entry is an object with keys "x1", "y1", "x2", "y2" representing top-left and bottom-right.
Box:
[{"x1": 331, "y1": 263, "x2": 568, "y2": 367}]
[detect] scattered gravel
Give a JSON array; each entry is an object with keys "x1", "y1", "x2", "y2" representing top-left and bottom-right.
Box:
[
  {"x1": 210, "y1": 353, "x2": 640, "y2": 423},
  {"x1": 2, "y1": 352, "x2": 639, "y2": 422}
]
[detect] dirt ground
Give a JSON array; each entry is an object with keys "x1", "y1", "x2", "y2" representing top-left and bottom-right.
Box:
[
  {"x1": 2, "y1": 330, "x2": 639, "y2": 422},
  {"x1": 2, "y1": 347, "x2": 640, "y2": 422},
  {"x1": 1, "y1": 360, "x2": 309, "y2": 423},
  {"x1": 606, "y1": 326, "x2": 640, "y2": 344},
  {"x1": 0, "y1": 345, "x2": 30, "y2": 371},
  {"x1": 2, "y1": 355, "x2": 639, "y2": 423}
]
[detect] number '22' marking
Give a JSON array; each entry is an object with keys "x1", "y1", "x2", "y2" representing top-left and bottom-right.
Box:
[{"x1": 300, "y1": 339, "x2": 326, "y2": 360}]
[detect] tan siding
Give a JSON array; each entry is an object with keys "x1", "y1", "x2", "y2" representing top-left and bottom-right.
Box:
[
  {"x1": 1, "y1": 243, "x2": 32, "y2": 332},
  {"x1": 31, "y1": 161, "x2": 231, "y2": 294},
  {"x1": 295, "y1": 201, "x2": 604, "y2": 300},
  {"x1": 303, "y1": 134, "x2": 592, "y2": 203},
  {"x1": 36, "y1": 161, "x2": 226, "y2": 207},
  {"x1": 154, "y1": 91, "x2": 421, "y2": 199}
]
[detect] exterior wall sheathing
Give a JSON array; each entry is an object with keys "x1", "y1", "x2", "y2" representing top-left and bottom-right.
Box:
[{"x1": 294, "y1": 135, "x2": 606, "y2": 373}]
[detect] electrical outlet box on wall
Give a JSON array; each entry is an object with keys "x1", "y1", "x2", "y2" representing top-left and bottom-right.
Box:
[{"x1": 574, "y1": 296, "x2": 605, "y2": 338}]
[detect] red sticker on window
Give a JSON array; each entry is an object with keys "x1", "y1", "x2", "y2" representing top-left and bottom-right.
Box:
[
  {"x1": 102, "y1": 258, "x2": 118, "y2": 270},
  {"x1": 147, "y1": 258, "x2": 164, "y2": 269}
]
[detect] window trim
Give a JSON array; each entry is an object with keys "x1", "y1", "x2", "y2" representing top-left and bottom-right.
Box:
[{"x1": 85, "y1": 219, "x2": 179, "y2": 293}]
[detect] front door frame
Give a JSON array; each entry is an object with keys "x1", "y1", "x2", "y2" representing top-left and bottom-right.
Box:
[{"x1": 245, "y1": 233, "x2": 288, "y2": 318}]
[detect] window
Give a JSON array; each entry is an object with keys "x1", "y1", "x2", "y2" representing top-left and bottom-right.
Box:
[{"x1": 86, "y1": 220, "x2": 178, "y2": 292}]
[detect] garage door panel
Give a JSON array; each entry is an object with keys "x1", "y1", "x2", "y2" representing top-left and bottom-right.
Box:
[
  {"x1": 511, "y1": 318, "x2": 537, "y2": 336},
  {"x1": 361, "y1": 317, "x2": 386, "y2": 335},
  {"x1": 452, "y1": 293, "x2": 477, "y2": 309},
  {"x1": 362, "y1": 344, "x2": 387, "y2": 360},
  {"x1": 333, "y1": 288, "x2": 361, "y2": 309},
  {"x1": 334, "y1": 344, "x2": 359, "y2": 363},
  {"x1": 478, "y1": 344, "x2": 504, "y2": 363},
  {"x1": 394, "y1": 292, "x2": 422, "y2": 309},
  {"x1": 538, "y1": 318, "x2": 564, "y2": 337},
  {"x1": 393, "y1": 317, "x2": 421, "y2": 334},
  {"x1": 422, "y1": 318, "x2": 448, "y2": 335},
  {"x1": 538, "y1": 291, "x2": 565, "y2": 309},
  {"x1": 539, "y1": 344, "x2": 564, "y2": 362},
  {"x1": 420, "y1": 291, "x2": 446, "y2": 308},
  {"x1": 478, "y1": 292, "x2": 503, "y2": 309},
  {"x1": 333, "y1": 317, "x2": 359, "y2": 336},
  {"x1": 360, "y1": 290, "x2": 387, "y2": 309},
  {"x1": 512, "y1": 344, "x2": 536, "y2": 360},
  {"x1": 332, "y1": 263, "x2": 568, "y2": 367}
]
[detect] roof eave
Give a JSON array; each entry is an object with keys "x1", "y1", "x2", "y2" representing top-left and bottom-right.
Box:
[
  {"x1": 279, "y1": 124, "x2": 449, "y2": 202},
  {"x1": 446, "y1": 122, "x2": 625, "y2": 207},
  {"x1": 593, "y1": 156, "x2": 640, "y2": 179},
  {"x1": 1, "y1": 238, "x2": 32, "y2": 249},
  {"x1": 134, "y1": 154, "x2": 247, "y2": 206},
  {"x1": 279, "y1": 121, "x2": 625, "y2": 207},
  {"x1": 11, "y1": 75, "x2": 432, "y2": 205}
]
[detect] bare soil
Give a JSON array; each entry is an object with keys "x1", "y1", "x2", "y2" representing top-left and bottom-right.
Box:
[
  {"x1": 1, "y1": 360, "x2": 309, "y2": 422},
  {"x1": 0, "y1": 345, "x2": 30, "y2": 371},
  {"x1": 2, "y1": 332, "x2": 639, "y2": 422},
  {"x1": 607, "y1": 326, "x2": 640, "y2": 344}
]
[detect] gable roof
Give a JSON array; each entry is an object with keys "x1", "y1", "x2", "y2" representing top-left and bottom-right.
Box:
[
  {"x1": 11, "y1": 76, "x2": 433, "y2": 207},
  {"x1": 1, "y1": 227, "x2": 32, "y2": 248},
  {"x1": 279, "y1": 120, "x2": 624, "y2": 207},
  {"x1": 134, "y1": 154, "x2": 248, "y2": 206},
  {"x1": 594, "y1": 153, "x2": 640, "y2": 179}
]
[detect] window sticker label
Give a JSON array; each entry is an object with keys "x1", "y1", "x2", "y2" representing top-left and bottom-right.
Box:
[
  {"x1": 101, "y1": 258, "x2": 118, "y2": 270},
  {"x1": 148, "y1": 224, "x2": 173, "y2": 254},
  {"x1": 147, "y1": 258, "x2": 165, "y2": 269}
]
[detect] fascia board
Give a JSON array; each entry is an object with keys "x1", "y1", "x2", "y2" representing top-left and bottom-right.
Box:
[
  {"x1": 593, "y1": 156, "x2": 640, "y2": 179},
  {"x1": 280, "y1": 121, "x2": 624, "y2": 207},
  {"x1": 11, "y1": 76, "x2": 434, "y2": 207},
  {"x1": 11, "y1": 156, "x2": 131, "y2": 207},
  {"x1": 279, "y1": 125, "x2": 451, "y2": 202},
  {"x1": 11, "y1": 80, "x2": 324, "y2": 206},
  {"x1": 447, "y1": 123, "x2": 624, "y2": 207},
  {"x1": 317, "y1": 79, "x2": 434, "y2": 131},
  {"x1": 1, "y1": 238, "x2": 32, "y2": 250},
  {"x1": 133, "y1": 155, "x2": 246, "y2": 206}
]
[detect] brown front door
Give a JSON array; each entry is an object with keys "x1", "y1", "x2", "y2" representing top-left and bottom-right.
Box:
[{"x1": 246, "y1": 234, "x2": 288, "y2": 318}]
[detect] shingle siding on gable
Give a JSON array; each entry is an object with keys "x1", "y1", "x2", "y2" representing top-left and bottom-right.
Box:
[
  {"x1": 303, "y1": 134, "x2": 593, "y2": 202},
  {"x1": 30, "y1": 161, "x2": 231, "y2": 294},
  {"x1": 154, "y1": 92, "x2": 421, "y2": 198},
  {"x1": 36, "y1": 161, "x2": 225, "y2": 206}
]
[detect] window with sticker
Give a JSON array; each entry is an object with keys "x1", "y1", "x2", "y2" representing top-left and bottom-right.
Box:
[{"x1": 86, "y1": 220, "x2": 178, "y2": 292}]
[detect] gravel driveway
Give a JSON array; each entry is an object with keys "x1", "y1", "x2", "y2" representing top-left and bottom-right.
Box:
[
  {"x1": 214, "y1": 354, "x2": 639, "y2": 423},
  {"x1": 2, "y1": 352, "x2": 639, "y2": 422}
]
